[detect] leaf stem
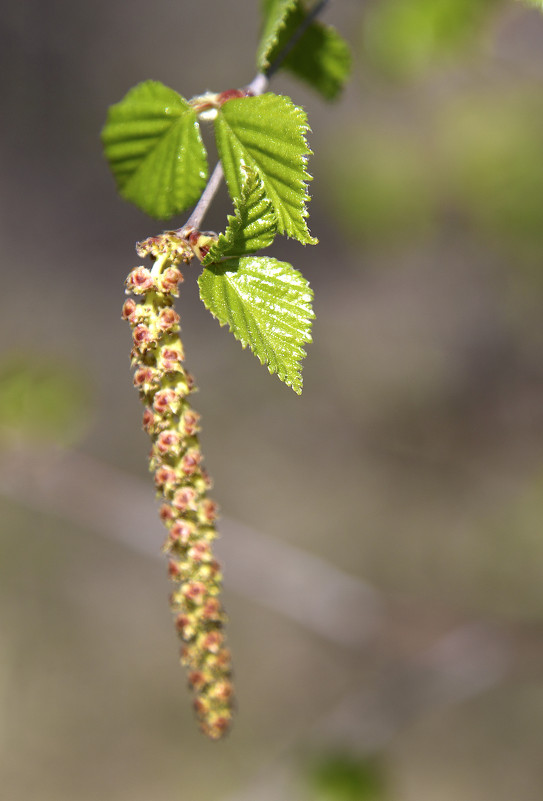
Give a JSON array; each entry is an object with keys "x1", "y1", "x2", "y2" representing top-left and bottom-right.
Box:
[
  {"x1": 184, "y1": 161, "x2": 225, "y2": 231},
  {"x1": 177, "y1": 0, "x2": 330, "y2": 235}
]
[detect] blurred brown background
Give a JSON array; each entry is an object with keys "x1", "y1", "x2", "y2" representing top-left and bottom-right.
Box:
[{"x1": 2, "y1": 1, "x2": 543, "y2": 799}]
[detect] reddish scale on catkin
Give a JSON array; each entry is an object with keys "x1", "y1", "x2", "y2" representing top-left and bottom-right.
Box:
[{"x1": 123, "y1": 232, "x2": 234, "y2": 740}]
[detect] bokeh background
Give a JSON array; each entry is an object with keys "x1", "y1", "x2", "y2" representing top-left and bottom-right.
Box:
[{"x1": 2, "y1": 0, "x2": 543, "y2": 799}]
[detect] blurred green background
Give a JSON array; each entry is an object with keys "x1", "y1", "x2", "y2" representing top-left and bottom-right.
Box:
[{"x1": 3, "y1": 0, "x2": 543, "y2": 799}]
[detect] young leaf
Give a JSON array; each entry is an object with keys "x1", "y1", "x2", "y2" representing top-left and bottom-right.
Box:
[
  {"x1": 259, "y1": 1, "x2": 352, "y2": 100},
  {"x1": 198, "y1": 257, "x2": 314, "y2": 394},
  {"x1": 257, "y1": 0, "x2": 297, "y2": 71},
  {"x1": 101, "y1": 80, "x2": 208, "y2": 219},
  {"x1": 203, "y1": 168, "x2": 277, "y2": 265},
  {"x1": 214, "y1": 93, "x2": 317, "y2": 245}
]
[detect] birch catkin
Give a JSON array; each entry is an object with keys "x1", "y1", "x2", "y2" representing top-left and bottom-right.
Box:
[{"x1": 122, "y1": 233, "x2": 234, "y2": 740}]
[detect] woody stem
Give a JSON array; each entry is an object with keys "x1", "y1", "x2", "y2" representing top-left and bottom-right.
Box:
[{"x1": 177, "y1": 0, "x2": 330, "y2": 235}]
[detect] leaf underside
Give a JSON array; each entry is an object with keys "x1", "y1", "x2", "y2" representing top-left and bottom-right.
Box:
[
  {"x1": 258, "y1": 0, "x2": 351, "y2": 99},
  {"x1": 101, "y1": 80, "x2": 208, "y2": 219},
  {"x1": 214, "y1": 93, "x2": 317, "y2": 245},
  {"x1": 198, "y1": 256, "x2": 314, "y2": 394}
]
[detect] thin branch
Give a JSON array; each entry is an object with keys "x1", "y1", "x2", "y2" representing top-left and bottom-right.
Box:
[
  {"x1": 184, "y1": 161, "x2": 224, "y2": 231},
  {"x1": 176, "y1": 0, "x2": 330, "y2": 234}
]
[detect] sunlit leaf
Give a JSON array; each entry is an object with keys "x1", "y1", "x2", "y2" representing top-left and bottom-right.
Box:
[
  {"x1": 203, "y1": 168, "x2": 277, "y2": 264},
  {"x1": 101, "y1": 80, "x2": 208, "y2": 219},
  {"x1": 215, "y1": 93, "x2": 317, "y2": 244},
  {"x1": 257, "y1": 0, "x2": 297, "y2": 71},
  {"x1": 199, "y1": 256, "x2": 314, "y2": 393}
]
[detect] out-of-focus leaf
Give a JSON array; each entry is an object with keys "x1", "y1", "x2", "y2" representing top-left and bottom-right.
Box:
[
  {"x1": 199, "y1": 256, "x2": 314, "y2": 394},
  {"x1": 215, "y1": 93, "x2": 317, "y2": 244},
  {"x1": 306, "y1": 754, "x2": 386, "y2": 801},
  {"x1": 257, "y1": 0, "x2": 297, "y2": 71},
  {"x1": 323, "y1": 126, "x2": 434, "y2": 247},
  {"x1": 440, "y1": 92, "x2": 543, "y2": 264},
  {"x1": 259, "y1": 0, "x2": 351, "y2": 100},
  {"x1": 364, "y1": 0, "x2": 499, "y2": 82},
  {"x1": 0, "y1": 357, "x2": 89, "y2": 445},
  {"x1": 101, "y1": 80, "x2": 208, "y2": 219}
]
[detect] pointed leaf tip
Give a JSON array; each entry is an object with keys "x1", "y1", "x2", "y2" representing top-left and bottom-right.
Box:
[
  {"x1": 199, "y1": 256, "x2": 314, "y2": 393},
  {"x1": 214, "y1": 93, "x2": 317, "y2": 245}
]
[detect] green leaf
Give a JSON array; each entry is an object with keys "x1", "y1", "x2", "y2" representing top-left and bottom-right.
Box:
[
  {"x1": 198, "y1": 257, "x2": 314, "y2": 393},
  {"x1": 214, "y1": 93, "x2": 317, "y2": 245},
  {"x1": 203, "y1": 168, "x2": 277, "y2": 264},
  {"x1": 521, "y1": 0, "x2": 543, "y2": 8},
  {"x1": 101, "y1": 80, "x2": 208, "y2": 219},
  {"x1": 260, "y1": 1, "x2": 352, "y2": 100},
  {"x1": 257, "y1": 0, "x2": 297, "y2": 71}
]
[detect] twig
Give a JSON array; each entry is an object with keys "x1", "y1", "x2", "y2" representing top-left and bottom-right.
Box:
[
  {"x1": 177, "y1": 0, "x2": 330, "y2": 234},
  {"x1": 266, "y1": 0, "x2": 330, "y2": 80},
  {"x1": 184, "y1": 161, "x2": 225, "y2": 231}
]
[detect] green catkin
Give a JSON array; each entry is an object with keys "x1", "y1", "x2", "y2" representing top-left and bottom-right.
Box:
[{"x1": 122, "y1": 232, "x2": 234, "y2": 740}]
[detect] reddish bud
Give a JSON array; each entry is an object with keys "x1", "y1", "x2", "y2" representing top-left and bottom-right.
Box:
[
  {"x1": 181, "y1": 449, "x2": 202, "y2": 476},
  {"x1": 169, "y1": 519, "x2": 196, "y2": 545},
  {"x1": 156, "y1": 430, "x2": 181, "y2": 455},
  {"x1": 133, "y1": 366, "x2": 156, "y2": 390},
  {"x1": 200, "y1": 630, "x2": 223, "y2": 654},
  {"x1": 175, "y1": 613, "x2": 192, "y2": 636},
  {"x1": 217, "y1": 88, "x2": 248, "y2": 105},
  {"x1": 188, "y1": 541, "x2": 210, "y2": 563},
  {"x1": 154, "y1": 465, "x2": 177, "y2": 489},
  {"x1": 201, "y1": 597, "x2": 222, "y2": 620},
  {"x1": 205, "y1": 716, "x2": 231, "y2": 739},
  {"x1": 200, "y1": 499, "x2": 219, "y2": 523},
  {"x1": 188, "y1": 670, "x2": 208, "y2": 692},
  {"x1": 214, "y1": 648, "x2": 232, "y2": 670},
  {"x1": 157, "y1": 268, "x2": 183, "y2": 295},
  {"x1": 172, "y1": 486, "x2": 198, "y2": 512},
  {"x1": 142, "y1": 407, "x2": 156, "y2": 432},
  {"x1": 133, "y1": 324, "x2": 153, "y2": 350},
  {"x1": 159, "y1": 504, "x2": 175, "y2": 523},
  {"x1": 153, "y1": 388, "x2": 179, "y2": 415},
  {"x1": 157, "y1": 308, "x2": 180, "y2": 331},
  {"x1": 194, "y1": 696, "x2": 210, "y2": 717},
  {"x1": 121, "y1": 298, "x2": 137, "y2": 321},
  {"x1": 168, "y1": 559, "x2": 183, "y2": 580},
  {"x1": 126, "y1": 267, "x2": 155, "y2": 294},
  {"x1": 210, "y1": 680, "x2": 234, "y2": 701},
  {"x1": 159, "y1": 347, "x2": 184, "y2": 372},
  {"x1": 180, "y1": 409, "x2": 201, "y2": 436},
  {"x1": 183, "y1": 580, "x2": 207, "y2": 604}
]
